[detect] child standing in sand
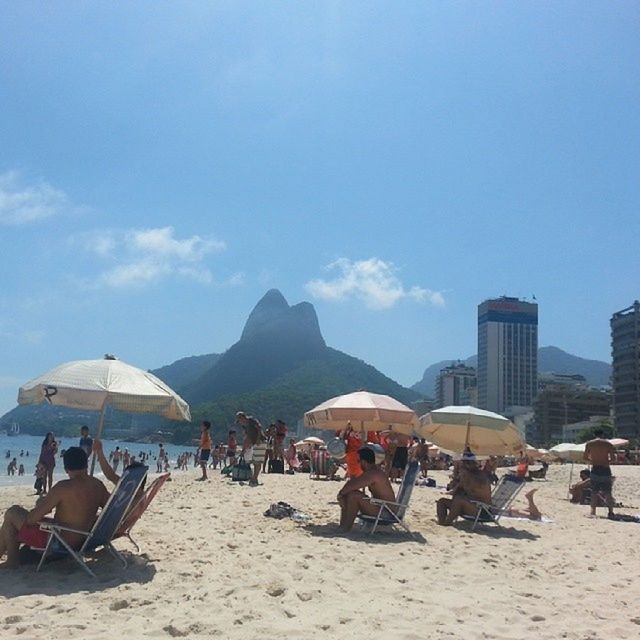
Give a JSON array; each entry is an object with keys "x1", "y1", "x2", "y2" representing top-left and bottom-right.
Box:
[{"x1": 197, "y1": 421, "x2": 212, "y2": 481}]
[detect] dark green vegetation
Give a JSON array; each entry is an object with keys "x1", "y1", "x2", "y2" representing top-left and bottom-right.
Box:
[{"x1": 575, "y1": 419, "x2": 616, "y2": 443}]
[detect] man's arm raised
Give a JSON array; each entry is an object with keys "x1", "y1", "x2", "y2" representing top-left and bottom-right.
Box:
[{"x1": 93, "y1": 439, "x2": 120, "y2": 485}]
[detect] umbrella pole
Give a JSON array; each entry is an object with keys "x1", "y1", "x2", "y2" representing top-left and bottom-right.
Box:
[
  {"x1": 464, "y1": 421, "x2": 471, "y2": 451},
  {"x1": 89, "y1": 401, "x2": 107, "y2": 476}
]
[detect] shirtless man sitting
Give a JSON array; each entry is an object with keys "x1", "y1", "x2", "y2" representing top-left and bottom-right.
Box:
[
  {"x1": 337, "y1": 447, "x2": 396, "y2": 532},
  {"x1": 0, "y1": 447, "x2": 109, "y2": 569},
  {"x1": 584, "y1": 429, "x2": 616, "y2": 517},
  {"x1": 437, "y1": 451, "x2": 491, "y2": 526}
]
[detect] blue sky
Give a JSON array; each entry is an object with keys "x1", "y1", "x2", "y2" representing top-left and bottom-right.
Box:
[{"x1": 1, "y1": 2, "x2": 638, "y2": 417}]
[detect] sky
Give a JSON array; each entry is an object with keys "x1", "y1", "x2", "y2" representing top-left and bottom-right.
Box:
[{"x1": 1, "y1": 2, "x2": 639, "y2": 417}]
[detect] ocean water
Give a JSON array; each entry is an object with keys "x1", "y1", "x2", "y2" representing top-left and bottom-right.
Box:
[{"x1": 0, "y1": 433, "x2": 197, "y2": 488}]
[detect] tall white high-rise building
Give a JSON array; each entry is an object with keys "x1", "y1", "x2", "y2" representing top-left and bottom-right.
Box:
[{"x1": 477, "y1": 297, "x2": 538, "y2": 413}]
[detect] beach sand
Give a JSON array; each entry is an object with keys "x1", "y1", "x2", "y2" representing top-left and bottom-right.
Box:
[{"x1": 1, "y1": 464, "x2": 639, "y2": 639}]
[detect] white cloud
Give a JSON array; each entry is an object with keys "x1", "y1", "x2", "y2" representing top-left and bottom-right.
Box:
[
  {"x1": 77, "y1": 226, "x2": 226, "y2": 289},
  {"x1": 128, "y1": 227, "x2": 225, "y2": 260},
  {"x1": 0, "y1": 171, "x2": 69, "y2": 226},
  {"x1": 305, "y1": 258, "x2": 445, "y2": 310}
]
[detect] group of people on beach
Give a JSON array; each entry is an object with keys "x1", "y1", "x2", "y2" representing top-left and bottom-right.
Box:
[
  {"x1": 0, "y1": 418, "x2": 626, "y2": 569},
  {"x1": 194, "y1": 413, "x2": 289, "y2": 486}
]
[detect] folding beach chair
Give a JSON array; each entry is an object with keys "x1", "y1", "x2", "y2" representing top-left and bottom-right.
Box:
[
  {"x1": 36, "y1": 464, "x2": 148, "y2": 577},
  {"x1": 310, "y1": 450, "x2": 332, "y2": 479},
  {"x1": 462, "y1": 474, "x2": 525, "y2": 531},
  {"x1": 358, "y1": 461, "x2": 420, "y2": 537},
  {"x1": 116, "y1": 472, "x2": 170, "y2": 552}
]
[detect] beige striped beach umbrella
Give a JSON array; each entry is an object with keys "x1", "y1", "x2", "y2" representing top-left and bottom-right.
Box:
[
  {"x1": 18, "y1": 355, "x2": 191, "y2": 472},
  {"x1": 418, "y1": 405, "x2": 525, "y2": 455}
]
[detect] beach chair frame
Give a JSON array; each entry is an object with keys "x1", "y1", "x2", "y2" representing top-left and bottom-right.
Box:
[
  {"x1": 36, "y1": 464, "x2": 148, "y2": 577},
  {"x1": 463, "y1": 474, "x2": 525, "y2": 531},
  {"x1": 116, "y1": 472, "x2": 170, "y2": 552},
  {"x1": 310, "y1": 449, "x2": 333, "y2": 480},
  {"x1": 358, "y1": 461, "x2": 420, "y2": 537}
]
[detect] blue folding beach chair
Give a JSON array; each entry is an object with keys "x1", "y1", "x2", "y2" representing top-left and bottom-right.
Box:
[
  {"x1": 358, "y1": 461, "x2": 420, "y2": 537},
  {"x1": 36, "y1": 464, "x2": 148, "y2": 577}
]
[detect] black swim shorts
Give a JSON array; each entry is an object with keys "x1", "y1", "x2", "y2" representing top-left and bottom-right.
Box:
[
  {"x1": 200, "y1": 449, "x2": 211, "y2": 462},
  {"x1": 590, "y1": 464, "x2": 612, "y2": 493}
]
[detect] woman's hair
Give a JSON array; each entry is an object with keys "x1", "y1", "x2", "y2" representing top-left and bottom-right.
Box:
[{"x1": 41, "y1": 432, "x2": 54, "y2": 448}]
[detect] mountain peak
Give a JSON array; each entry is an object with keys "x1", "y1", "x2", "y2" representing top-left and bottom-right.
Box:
[{"x1": 240, "y1": 290, "x2": 325, "y2": 347}]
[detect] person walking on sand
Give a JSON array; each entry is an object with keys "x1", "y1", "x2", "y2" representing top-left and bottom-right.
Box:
[
  {"x1": 337, "y1": 447, "x2": 396, "y2": 533},
  {"x1": 584, "y1": 429, "x2": 617, "y2": 517},
  {"x1": 197, "y1": 421, "x2": 212, "y2": 481}
]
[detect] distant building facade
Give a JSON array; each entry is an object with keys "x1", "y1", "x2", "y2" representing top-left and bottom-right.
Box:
[
  {"x1": 436, "y1": 363, "x2": 477, "y2": 408},
  {"x1": 532, "y1": 380, "x2": 611, "y2": 445},
  {"x1": 611, "y1": 301, "x2": 640, "y2": 439},
  {"x1": 477, "y1": 297, "x2": 538, "y2": 414}
]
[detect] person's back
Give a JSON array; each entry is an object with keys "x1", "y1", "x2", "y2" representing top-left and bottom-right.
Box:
[
  {"x1": 364, "y1": 466, "x2": 396, "y2": 503},
  {"x1": 585, "y1": 437, "x2": 615, "y2": 467},
  {"x1": 460, "y1": 465, "x2": 492, "y2": 503},
  {"x1": 50, "y1": 474, "x2": 109, "y2": 548}
]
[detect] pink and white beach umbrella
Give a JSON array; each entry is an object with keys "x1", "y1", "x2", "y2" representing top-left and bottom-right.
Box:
[{"x1": 303, "y1": 390, "x2": 418, "y2": 434}]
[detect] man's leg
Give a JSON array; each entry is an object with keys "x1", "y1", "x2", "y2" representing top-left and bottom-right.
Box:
[
  {"x1": 443, "y1": 496, "x2": 479, "y2": 525},
  {"x1": 339, "y1": 491, "x2": 372, "y2": 532},
  {"x1": 199, "y1": 460, "x2": 208, "y2": 480},
  {"x1": 524, "y1": 488, "x2": 542, "y2": 520},
  {"x1": 0, "y1": 505, "x2": 28, "y2": 568},
  {"x1": 436, "y1": 497, "x2": 452, "y2": 525}
]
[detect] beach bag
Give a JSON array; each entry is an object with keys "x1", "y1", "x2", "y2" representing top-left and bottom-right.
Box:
[
  {"x1": 231, "y1": 457, "x2": 252, "y2": 482},
  {"x1": 269, "y1": 459, "x2": 284, "y2": 474}
]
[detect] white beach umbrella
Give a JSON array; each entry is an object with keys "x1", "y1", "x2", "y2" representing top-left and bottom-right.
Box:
[
  {"x1": 548, "y1": 442, "x2": 586, "y2": 462},
  {"x1": 548, "y1": 442, "x2": 588, "y2": 499},
  {"x1": 608, "y1": 438, "x2": 629, "y2": 448},
  {"x1": 18, "y1": 355, "x2": 191, "y2": 472},
  {"x1": 303, "y1": 390, "x2": 418, "y2": 434},
  {"x1": 418, "y1": 405, "x2": 525, "y2": 455},
  {"x1": 302, "y1": 436, "x2": 325, "y2": 445}
]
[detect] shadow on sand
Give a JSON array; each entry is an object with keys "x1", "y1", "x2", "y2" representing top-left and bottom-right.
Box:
[
  {"x1": 453, "y1": 522, "x2": 540, "y2": 541},
  {"x1": 2, "y1": 549, "x2": 156, "y2": 598},
  {"x1": 301, "y1": 521, "x2": 428, "y2": 545}
]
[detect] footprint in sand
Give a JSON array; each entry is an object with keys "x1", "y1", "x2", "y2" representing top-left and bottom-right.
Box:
[
  {"x1": 109, "y1": 600, "x2": 130, "y2": 612},
  {"x1": 296, "y1": 592, "x2": 313, "y2": 602}
]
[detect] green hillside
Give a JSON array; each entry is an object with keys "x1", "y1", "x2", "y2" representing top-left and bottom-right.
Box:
[{"x1": 180, "y1": 348, "x2": 420, "y2": 443}]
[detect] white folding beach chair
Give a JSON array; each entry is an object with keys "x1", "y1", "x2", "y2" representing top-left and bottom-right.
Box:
[
  {"x1": 358, "y1": 461, "x2": 420, "y2": 537},
  {"x1": 462, "y1": 474, "x2": 525, "y2": 531},
  {"x1": 36, "y1": 464, "x2": 148, "y2": 577}
]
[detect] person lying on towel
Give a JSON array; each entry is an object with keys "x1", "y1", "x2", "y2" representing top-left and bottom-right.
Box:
[{"x1": 337, "y1": 447, "x2": 396, "y2": 533}]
